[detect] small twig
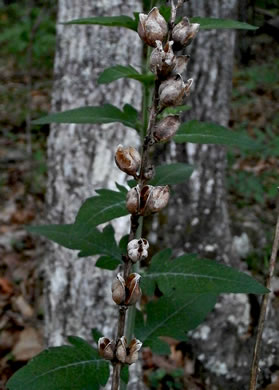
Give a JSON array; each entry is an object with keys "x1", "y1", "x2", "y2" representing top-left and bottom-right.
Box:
[{"x1": 249, "y1": 197, "x2": 279, "y2": 390}]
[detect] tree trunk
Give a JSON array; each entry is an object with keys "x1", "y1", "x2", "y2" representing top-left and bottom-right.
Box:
[
  {"x1": 151, "y1": 1, "x2": 278, "y2": 388},
  {"x1": 45, "y1": 0, "x2": 145, "y2": 388}
]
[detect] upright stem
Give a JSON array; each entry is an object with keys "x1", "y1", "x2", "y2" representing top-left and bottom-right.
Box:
[{"x1": 249, "y1": 199, "x2": 279, "y2": 390}]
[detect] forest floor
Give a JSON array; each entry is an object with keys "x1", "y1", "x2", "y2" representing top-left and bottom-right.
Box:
[{"x1": 0, "y1": 4, "x2": 279, "y2": 389}]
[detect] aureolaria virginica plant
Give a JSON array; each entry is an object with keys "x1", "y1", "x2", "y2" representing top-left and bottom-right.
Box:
[{"x1": 6, "y1": 1, "x2": 267, "y2": 390}]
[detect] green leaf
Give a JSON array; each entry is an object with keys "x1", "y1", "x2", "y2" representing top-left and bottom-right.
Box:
[
  {"x1": 150, "y1": 163, "x2": 194, "y2": 186},
  {"x1": 74, "y1": 188, "x2": 128, "y2": 229},
  {"x1": 190, "y1": 17, "x2": 258, "y2": 30},
  {"x1": 141, "y1": 250, "x2": 269, "y2": 296},
  {"x1": 6, "y1": 336, "x2": 109, "y2": 390},
  {"x1": 135, "y1": 294, "x2": 217, "y2": 354},
  {"x1": 95, "y1": 256, "x2": 121, "y2": 270},
  {"x1": 32, "y1": 104, "x2": 138, "y2": 130},
  {"x1": 120, "y1": 365, "x2": 129, "y2": 385},
  {"x1": 174, "y1": 120, "x2": 259, "y2": 149},
  {"x1": 63, "y1": 15, "x2": 138, "y2": 31},
  {"x1": 27, "y1": 223, "x2": 122, "y2": 261},
  {"x1": 91, "y1": 329, "x2": 103, "y2": 344},
  {"x1": 161, "y1": 105, "x2": 191, "y2": 116},
  {"x1": 98, "y1": 65, "x2": 155, "y2": 85}
]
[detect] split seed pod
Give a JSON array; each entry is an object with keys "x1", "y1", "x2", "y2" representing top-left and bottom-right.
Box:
[
  {"x1": 150, "y1": 40, "x2": 176, "y2": 77},
  {"x1": 145, "y1": 185, "x2": 170, "y2": 214},
  {"x1": 125, "y1": 273, "x2": 142, "y2": 306},
  {"x1": 115, "y1": 145, "x2": 141, "y2": 176},
  {"x1": 159, "y1": 74, "x2": 193, "y2": 108},
  {"x1": 98, "y1": 337, "x2": 115, "y2": 361},
  {"x1": 127, "y1": 238, "x2": 149, "y2": 263},
  {"x1": 138, "y1": 7, "x2": 168, "y2": 47},
  {"x1": 173, "y1": 55, "x2": 190, "y2": 75},
  {"x1": 153, "y1": 115, "x2": 180, "y2": 143},
  {"x1": 126, "y1": 339, "x2": 143, "y2": 365},
  {"x1": 111, "y1": 273, "x2": 125, "y2": 305},
  {"x1": 116, "y1": 336, "x2": 127, "y2": 363},
  {"x1": 126, "y1": 186, "x2": 140, "y2": 215},
  {"x1": 172, "y1": 17, "x2": 200, "y2": 51}
]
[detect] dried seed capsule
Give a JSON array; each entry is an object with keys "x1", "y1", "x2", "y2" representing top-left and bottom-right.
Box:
[
  {"x1": 126, "y1": 186, "x2": 140, "y2": 215},
  {"x1": 111, "y1": 273, "x2": 125, "y2": 305},
  {"x1": 116, "y1": 336, "x2": 127, "y2": 363},
  {"x1": 173, "y1": 55, "x2": 190, "y2": 75},
  {"x1": 172, "y1": 17, "x2": 200, "y2": 50},
  {"x1": 125, "y1": 273, "x2": 142, "y2": 306},
  {"x1": 150, "y1": 40, "x2": 176, "y2": 77},
  {"x1": 145, "y1": 185, "x2": 170, "y2": 214},
  {"x1": 159, "y1": 74, "x2": 193, "y2": 108},
  {"x1": 126, "y1": 339, "x2": 143, "y2": 365},
  {"x1": 115, "y1": 145, "x2": 141, "y2": 176},
  {"x1": 139, "y1": 185, "x2": 154, "y2": 216},
  {"x1": 153, "y1": 115, "x2": 180, "y2": 143},
  {"x1": 127, "y1": 238, "x2": 149, "y2": 263},
  {"x1": 138, "y1": 7, "x2": 168, "y2": 47},
  {"x1": 98, "y1": 337, "x2": 115, "y2": 361}
]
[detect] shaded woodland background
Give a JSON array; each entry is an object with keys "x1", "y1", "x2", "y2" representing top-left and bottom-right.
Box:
[{"x1": 0, "y1": 0, "x2": 279, "y2": 388}]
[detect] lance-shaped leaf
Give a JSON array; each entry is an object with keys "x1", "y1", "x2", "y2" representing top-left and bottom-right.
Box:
[
  {"x1": 74, "y1": 188, "x2": 128, "y2": 229},
  {"x1": 174, "y1": 120, "x2": 259, "y2": 149},
  {"x1": 32, "y1": 104, "x2": 139, "y2": 130},
  {"x1": 141, "y1": 249, "x2": 269, "y2": 296},
  {"x1": 98, "y1": 65, "x2": 155, "y2": 86},
  {"x1": 135, "y1": 293, "x2": 217, "y2": 354},
  {"x1": 149, "y1": 163, "x2": 194, "y2": 186},
  {"x1": 27, "y1": 224, "x2": 122, "y2": 262},
  {"x1": 6, "y1": 336, "x2": 109, "y2": 390},
  {"x1": 63, "y1": 15, "x2": 138, "y2": 31},
  {"x1": 190, "y1": 17, "x2": 258, "y2": 30}
]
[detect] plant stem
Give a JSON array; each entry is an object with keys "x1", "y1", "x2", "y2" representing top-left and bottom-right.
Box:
[{"x1": 249, "y1": 199, "x2": 279, "y2": 390}]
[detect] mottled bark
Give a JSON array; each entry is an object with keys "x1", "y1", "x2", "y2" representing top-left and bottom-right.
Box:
[
  {"x1": 45, "y1": 0, "x2": 145, "y2": 388},
  {"x1": 151, "y1": 0, "x2": 279, "y2": 389}
]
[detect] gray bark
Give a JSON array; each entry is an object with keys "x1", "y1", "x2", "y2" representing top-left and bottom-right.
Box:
[
  {"x1": 151, "y1": 1, "x2": 278, "y2": 389},
  {"x1": 45, "y1": 0, "x2": 145, "y2": 388}
]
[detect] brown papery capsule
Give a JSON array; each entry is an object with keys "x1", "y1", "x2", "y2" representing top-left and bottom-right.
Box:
[
  {"x1": 138, "y1": 7, "x2": 168, "y2": 47},
  {"x1": 116, "y1": 336, "x2": 127, "y2": 363},
  {"x1": 126, "y1": 186, "x2": 140, "y2": 215},
  {"x1": 172, "y1": 17, "x2": 200, "y2": 51},
  {"x1": 115, "y1": 144, "x2": 141, "y2": 176},
  {"x1": 127, "y1": 238, "x2": 149, "y2": 263},
  {"x1": 98, "y1": 337, "x2": 115, "y2": 361},
  {"x1": 150, "y1": 40, "x2": 176, "y2": 77},
  {"x1": 139, "y1": 185, "x2": 154, "y2": 216},
  {"x1": 173, "y1": 55, "x2": 190, "y2": 75},
  {"x1": 125, "y1": 339, "x2": 143, "y2": 365},
  {"x1": 145, "y1": 185, "x2": 170, "y2": 214},
  {"x1": 159, "y1": 74, "x2": 185, "y2": 108},
  {"x1": 153, "y1": 115, "x2": 180, "y2": 143},
  {"x1": 111, "y1": 273, "x2": 125, "y2": 305},
  {"x1": 125, "y1": 273, "x2": 142, "y2": 306}
]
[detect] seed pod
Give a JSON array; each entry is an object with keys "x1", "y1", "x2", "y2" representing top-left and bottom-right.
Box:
[
  {"x1": 116, "y1": 336, "x2": 127, "y2": 363},
  {"x1": 98, "y1": 337, "x2": 115, "y2": 361},
  {"x1": 145, "y1": 186, "x2": 170, "y2": 214},
  {"x1": 126, "y1": 339, "x2": 143, "y2": 365},
  {"x1": 115, "y1": 145, "x2": 141, "y2": 176},
  {"x1": 138, "y1": 7, "x2": 168, "y2": 47},
  {"x1": 126, "y1": 186, "x2": 140, "y2": 215},
  {"x1": 150, "y1": 40, "x2": 176, "y2": 77},
  {"x1": 125, "y1": 273, "x2": 142, "y2": 306},
  {"x1": 172, "y1": 17, "x2": 200, "y2": 50},
  {"x1": 153, "y1": 115, "x2": 180, "y2": 143},
  {"x1": 127, "y1": 238, "x2": 149, "y2": 263},
  {"x1": 111, "y1": 273, "x2": 125, "y2": 305},
  {"x1": 139, "y1": 185, "x2": 154, "y2": 216},
  {"x1": 159, "y1": 74, "x2": 193, "y2": 108},
  {"x1": 173, "y1": 55, "x2": 190, "y2": 75}
]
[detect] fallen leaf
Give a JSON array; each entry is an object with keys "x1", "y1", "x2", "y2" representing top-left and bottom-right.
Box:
[{"x1": 12, "y1": 328, "x2": 43, "y2": 361}]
